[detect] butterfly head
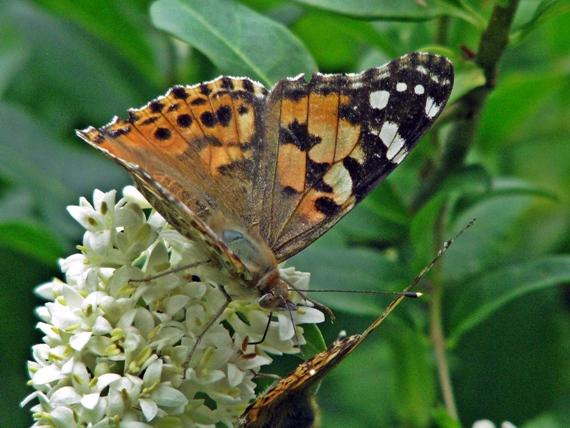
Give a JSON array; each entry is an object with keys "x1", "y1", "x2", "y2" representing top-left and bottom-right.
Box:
[{"x1": 257, "y1": 270, "x2": 298, "y2": 311}]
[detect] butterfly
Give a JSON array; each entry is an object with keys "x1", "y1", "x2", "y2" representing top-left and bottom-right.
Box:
[
  {"x1": 77, "y1": 51, "x2": 453, "y2": 351},
  {"x1": 237, "y1": 281, "x2": 414, "y2": 428}
]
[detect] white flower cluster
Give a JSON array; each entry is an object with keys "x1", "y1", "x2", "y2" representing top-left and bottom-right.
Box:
[
  {"x1": 22, "y1": 188, "x2": 324, "y2": 427},
  {"x1": 472, "y1": 421, "x2": 517, "y2": 428}
]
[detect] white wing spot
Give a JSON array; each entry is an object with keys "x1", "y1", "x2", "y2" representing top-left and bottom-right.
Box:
[
  {"x1": 392, "y1": 147, "x2": 408, "y2": 164},
  {"x1": 416, "y1": 66, "x2": 428, "y2": 75},
  {"x1": 425, "y1": 97, "x2": 442, "y2": 119},
  {"x1": 369, "y1": 90, "x2": 390, "y2": 110},
  {"x1": 379, "y1": 122, "x2": 406, "y2": 163},
  {"x1": 414, "y1": 84, "x2": 425, "y2": 95},
  {"x1": 396, "y1": 82, "x2": 407, "y2": 92},
  {"x1": 322, "y1": 163, "x2": 353, "y2": 205}
]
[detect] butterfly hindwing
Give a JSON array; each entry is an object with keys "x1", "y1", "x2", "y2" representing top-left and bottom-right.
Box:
[{"x1": 238, "y1": 334, "x2": 363, "y2": 428}]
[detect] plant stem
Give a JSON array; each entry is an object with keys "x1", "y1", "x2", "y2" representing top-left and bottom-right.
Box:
[
  {"x1": 422, "y1": 1, "x2": 522, "y2": 421},
  {"x1": 429, "y1": 204, "x2": 460, "y2": 420},
  {"x1": 412, "y1": 0, "x2": 522, "y2": 212}
]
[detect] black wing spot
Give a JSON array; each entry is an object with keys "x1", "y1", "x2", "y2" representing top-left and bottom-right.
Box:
[
  {"x1": 278, "y1": 120, "x2": 321, "y2": 152},
  {"x1": 107, "y1": 126, "x2": 132, "y2": 138},
  {"x1": 191, "y1": 98, "x2": 207, "y2": 106},
  {"x1": 314, "y1": 197, "x2": 341, "y2": 216},
  {"x1": 216, "y1": 105, "x2": 232, "y2": 127},
  {"x1": 283, "y1": 88, "x2": 307, "y2": 102},
  {"x1": 221, "y1": 77, "x2": 235, "y2": 90},
  {"x1": 177, "y1": 114, "x2": 193, "y2": 128},
  {"x1": 171, "y1": 86, "x2": 189, "y2": 100},
  {"x1": 128, "y1": 111, "x2": 140, "y2": 122},
  {"x1": 338, "y1": 103, "x2": 363, "y2": 125},
  {"x1": 237, "y1": 105, "x2": 249, "y2": 116},
  {"x1": 200, "y1": 111, "x2": 217, "y2": 128},
  {"x1": 242, "y1": 79, "x2": 254, "y2": 93},
  {"x1": 141, "y1": 116, "x2": 160, "y2": 126},
  {"x1": 149, "y1": 101, "x2": 165, "y2": 113},
  {"x1": 306, "y1": 158, "x2": 330, "y2": 188},
  {"x1": 154, "y1": 127, "x2": 172, "y2": 140},
  {"x1": 92, "y1": 133, "x2": 105, "y2": 144},
  {"x1": 283, "y1": 186, "x2": 301, "y2": 196},
  {"x1": 200, "y1": 84, "x2": 212, "y2": 96}
]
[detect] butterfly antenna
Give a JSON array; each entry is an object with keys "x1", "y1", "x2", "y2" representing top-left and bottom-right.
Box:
[
  {"x1": 408, "y1": 218, "x2": 476, "y2": 291},
  {"x1": 297, "y1": 219, "x2": 476, "y2": 298},
  {"x1": 360, "y1": 218, "x2": 476, "y2": 337},
  {"x1": 282, "y1": 276, "x2": 336, "y2": 319}
]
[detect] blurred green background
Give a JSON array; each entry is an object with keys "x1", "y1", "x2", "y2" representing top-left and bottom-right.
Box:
[{"x1": 1, "y1": 0, "x2": 570, "y2": 427}]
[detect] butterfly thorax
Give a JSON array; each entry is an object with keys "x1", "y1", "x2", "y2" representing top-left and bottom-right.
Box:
[{"x1": 210, "y1": 216, "x2": 295, "y2": 311}]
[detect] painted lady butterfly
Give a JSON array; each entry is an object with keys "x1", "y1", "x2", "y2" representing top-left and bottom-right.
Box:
[
  {"x1": 237, "y1": 283, "x2": 412, "y2": 428},
  {"x1": 77, "y1": 51, "x2": 453, "y2": 357}
]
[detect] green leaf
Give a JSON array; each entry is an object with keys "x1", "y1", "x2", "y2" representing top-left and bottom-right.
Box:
[
  {"x1": 319, "y1": 336, "x2": 395, "y2": 427},
  {"x1": 290, "y1": 227, "x2": 409, "y2": 316},
  {"x1": 0, "y1": 103, "x2": 129, "y2": 246},
  {"x1": 391, "y1": 328, "x2": 435, "y2": 426},
  {"x1": 301, "y1": 323, "x2": 327, "y2": 356},
  {"x1": 291, "y1": 11, "x2": 394, "y2": 71},
  {"x1": 449, "y1": 256, "x2": 570, "y2": 346},
  {"x1": 511, "y1": 0, "x2": 569, "y2": 46},
  {"x1": 442, "y1": 186, "x2": 553, "y2": 282},
  {"x1": 432, "y1": 406, "x2": 463, "y2": 428},
  {"x1": 151, "y1": 0, "x2": 316, "y2": 87},
  {"x1": 334, "y1": 187, "x2": 410, "y2": 246},
  {"x1": 34, "y1": 0, "x2": 166, "y2": 87},
  {"x1": 478, "y1": 72, "x2": 563, "y2": 152},
  {"x1": 450, "y1": 63, "x2": 486, "y2": 104},
  {"x1": 0, "y1": 20, "x2": 28, "y2": 96},
  {"x1": 409, "y1": 164, "x2": 491, "y2": 275},
  {"x1": 292, "y1": 0, "x2": 447, "y2": 21},
  {"x1": 4, "y1": 1, "x2": 155, "y2": 130},
  {"x1": 0, "y1": 222, "x2": 63, "y2": 266}
]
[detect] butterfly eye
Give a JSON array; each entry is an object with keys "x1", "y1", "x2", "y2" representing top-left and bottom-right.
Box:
[
  {"x1": 258, "y1": 292, "x2": 278, "y2": 309},
  {"x1": 258, "y1": 291, "x2": 298, "y2": 311},
  {"x1": 221, "y1": 229, "x2": 245, "y2": 244}
]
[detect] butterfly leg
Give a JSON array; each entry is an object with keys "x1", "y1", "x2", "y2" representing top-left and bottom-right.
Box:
[
  {"x1": 247, "y1": 305, "x2": 307, "y2": 362},
  {"x1": 182, "y1": 284, "x2": 233, "y2": 378},
  {"x1": 129, "y1": 260, "x2": 211, "y2": 283},
  {"x1": 248, "y1": 312, "x2": 273, "y2": 345},
  {"x1": 282, "y1": 277, "x2": 335, "y2": 321}
]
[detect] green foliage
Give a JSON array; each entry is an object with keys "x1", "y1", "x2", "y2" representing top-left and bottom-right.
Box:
[{"x1": 1, "y1": 0, "x2": 569, "y2": 427}]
